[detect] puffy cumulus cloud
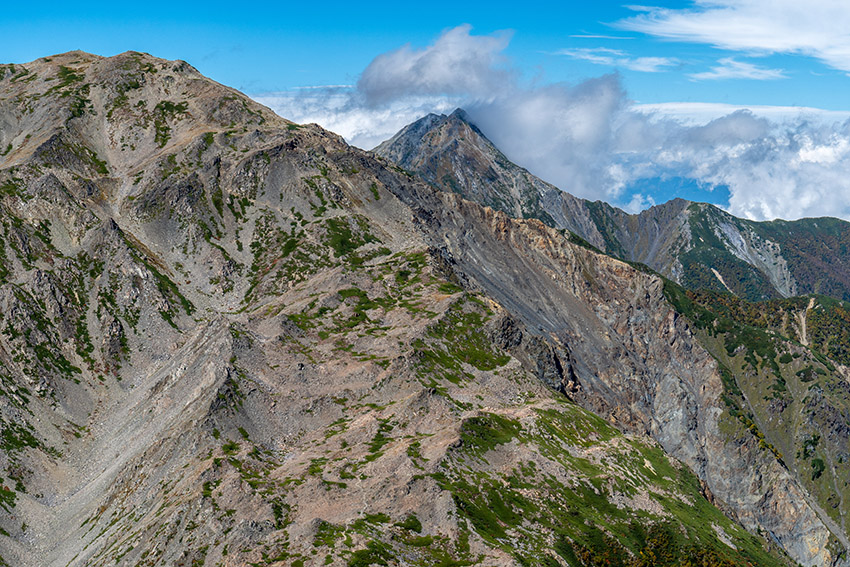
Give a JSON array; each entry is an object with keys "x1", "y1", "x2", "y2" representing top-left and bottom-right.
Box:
[
  {"x1": 680, "y1": 110, "x2": 771, "y2": 146},
  {"x1": 253, "y1": 25, "x2": 508, "y2": 148},
  {"x1": 623, "y1": 193, "x2": 657, "y2": 214},
  {"x1": 617, "y1": 0, "x2": 850, "y2": 73},
  {"x1": 634, "y1": 113, "x2": 850, "y2": 220},
  {"x1": 255, "y1": 24, "x2": 850, "y2": 221},
  {"x1": 357, "y1": 24, "x2": 513, "y2": 106},
  {"x1": 690, "y1": 122, "x2": 850, "y2": 220},
  {"x1": 464, "y1": 75, "x2": 656, "y2": 200},
  {"x1": 633, "y1": 102, "x2": 850, "y2": 125}
]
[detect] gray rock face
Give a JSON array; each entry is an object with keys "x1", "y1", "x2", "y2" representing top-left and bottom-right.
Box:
[
  {"x1": 391, "y1": 194, "x2": 846, "y2": 566},
  {"x1": 375, "y1": 109, "x2": 561, "y2": 226}
]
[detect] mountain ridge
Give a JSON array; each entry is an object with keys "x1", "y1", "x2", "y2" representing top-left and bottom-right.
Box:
[
  {"x1": 375, "y1": 108, "x2": 850, "y2": 303},
  {"x1": 0, "y1": 51, "x2": 846, "y2": 567}
]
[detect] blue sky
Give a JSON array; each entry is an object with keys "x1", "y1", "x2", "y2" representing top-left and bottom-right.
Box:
[
  {"x1": 6, "y1": 1, "x2": 850, "y2": 108},
  {"x1": 7, "y1": 1, "x2": 850, "y2": 220}
]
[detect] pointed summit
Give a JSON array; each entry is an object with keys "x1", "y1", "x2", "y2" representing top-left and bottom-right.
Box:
[{"x1": 374, "y1": 108, "x2": 560, "y2": 224}]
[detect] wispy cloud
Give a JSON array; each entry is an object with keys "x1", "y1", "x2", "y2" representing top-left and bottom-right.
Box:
[
  {"x1": 569, "y1": 34, "x2": 634, "y2": 40},
  {"x1": 290, "y1": 85, "x2": 353, "y2": 90},
  {"x1": 690, "y1": 58, "x2": 787, "y2": 80},
  {"x1": 617, "y1": 0, "x2": 850, "y2": 73},
  {"x1": 634, "y1": 102, "x2": 850, "y2": 124},
  {"x1": 557, "y1": 47, "x2": 677, "y2": 72},
  {"x1": 254, "y1": 89, "x2": 460, "y2": 150},
  {"x1": 623, "y1": 193, "x2": 656, "y2": 213}
]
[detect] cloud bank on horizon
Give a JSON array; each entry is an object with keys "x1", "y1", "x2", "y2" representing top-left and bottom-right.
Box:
[{"x1": 256, "y1": 18, "x2": 850, "y2": 222}]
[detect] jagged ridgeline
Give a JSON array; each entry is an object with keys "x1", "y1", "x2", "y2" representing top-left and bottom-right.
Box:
[
  {"x1": 376, "y1": 111, "x2": 850, "y2": 303},
  {"x1": 0, "y1": 51, "x2": 841, "y2": 567}
]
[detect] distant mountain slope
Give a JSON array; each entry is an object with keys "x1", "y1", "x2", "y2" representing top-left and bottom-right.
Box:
[
  {"x1": 0, "y1": 51, "x2": 846, "y2": 567},
  {"x1": 375, "y1": 110, "x2": 850, "y2": 302}
]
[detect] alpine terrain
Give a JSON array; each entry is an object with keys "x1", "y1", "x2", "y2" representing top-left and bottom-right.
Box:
[
  {"x1": 376, "y1": 110, "x2": 850, "y2": 302},
  {"x1": 0, "y1": 51, "x2": 848, "y2": 567}
]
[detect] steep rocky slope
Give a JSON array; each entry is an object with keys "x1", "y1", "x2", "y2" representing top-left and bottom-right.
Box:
[
  {"x1": 375, "y1": 110, "x2": 850, "y2": 302},
  {"x1": 670, "y1": 290, "x2": 850, "y2": 536},
  {"x1": 0, "y1": 51, "x2": 844, "y2": 567}
]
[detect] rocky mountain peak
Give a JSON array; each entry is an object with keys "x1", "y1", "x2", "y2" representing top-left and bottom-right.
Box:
[
  {"x1": 374, "y1": 107, "x2": 562, "y2": 224},
  {"x1": 0, "y1": 51, "x2": 286, "y2": 177}
]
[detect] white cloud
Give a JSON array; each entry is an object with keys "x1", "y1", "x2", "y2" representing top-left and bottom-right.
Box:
[
  {"x1": 689, "y1": 57, "x2": 786, "y2": 80},
  {"x1": 642, "y1": 115, "x2": 850, "y2": 220},
  {"x1": 255, "y1": 25, "x2": 515, "y2": 149},
  {"x1": 290, "y1": 85, "x2": 354, "y2": 90},
  {"x1": 797, "y1": 135, "x2": 850, "y2": 164},
  {"x1": 356, "y1": 24, "x2": 513, "y2": 106},
  {"x1": 255, "y1": 25, "x2": 514, "y2": 149},
  {"x1": 467, "y1": 75, "x2": 636, "y2": 201},
  {"x1": 255, "y1": 24, "x2": 850, "y2": 221},
  {"x1": 681, "y1": 110, "x2": 770, "y2": 145},
  {"x1": 698, "y1": 128, "x2": 850, "y2": 221},
  {"x1": 623, "y1": 193, "x2": 657, "y2": 213},
  {"x1": 557, "y1": 47, "x2": 678, "y2": 72},
  {"x1": 617, "y1": 0, "x2": 850, "y2": 73},
  {"x1": 254, "y1": 89, "x2": 458, "y2": 150}
]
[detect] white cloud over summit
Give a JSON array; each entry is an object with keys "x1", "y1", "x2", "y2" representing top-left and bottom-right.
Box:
[
  {"x1": 255, "y1": 24, "x2": 850, "y2": 222},
  {"x1": 257, "y1": 25, "x2": 505, "y2": 149},
  {"x1": 356, "y1": 24, "x2": 513, "y2": 105},
  {"x1": 257, "y1": 89, "x2": 460, "y2": 150}
]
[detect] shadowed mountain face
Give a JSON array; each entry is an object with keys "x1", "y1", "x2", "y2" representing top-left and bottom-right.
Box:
[
  {"x1": 0, "y1": 52, "x2": 846, "y2": 567},
  {"x1": 376, "y1": 110, "x2": 850, "y2": 303}
]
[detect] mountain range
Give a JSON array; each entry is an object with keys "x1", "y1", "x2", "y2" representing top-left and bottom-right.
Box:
[
  {"x1": 0, "y1": 51, "x2": 849, "y2": 567},
  {"x1": 376, "y1": 109, "x2": 850, "y2": 303}
]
